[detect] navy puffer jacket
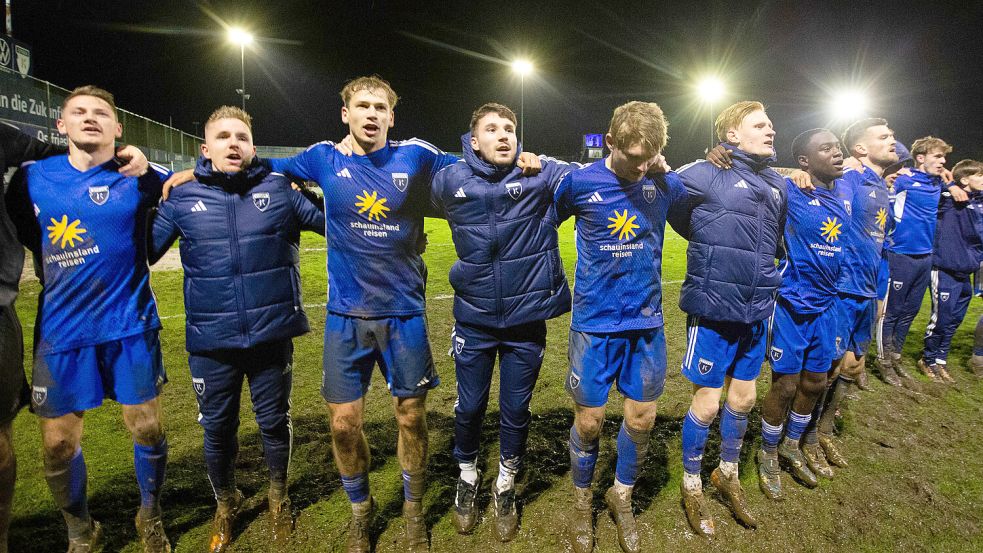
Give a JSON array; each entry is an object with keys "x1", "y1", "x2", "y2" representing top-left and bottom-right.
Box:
[
  {"x1": 675, "y1": 147, "x2": 787, "y2": 324},
  {"x1": 430, "y1": 133, "x2": 573, "y2": 328},
  {"x1": 150, "y1": 156, "x2": 325, "y2": 352}
]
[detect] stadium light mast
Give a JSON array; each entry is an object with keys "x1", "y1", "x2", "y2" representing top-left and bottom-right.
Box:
[
  {"x1": 697, "y1": 76, "x2": 725, "y2": 151},
  {"x1": 511, "y1": 59, "x2": 534, "y2": 145},
  {"x1": 228, "y1": 28, "x2": 254, "y2": 111}
]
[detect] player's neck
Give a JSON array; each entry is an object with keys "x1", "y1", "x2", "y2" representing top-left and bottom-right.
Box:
[
  {"x1": 352, "y1": 136, "x2": 387, "y2": 155},
  {"x1": 67, "y1": 143, "x2": 115, "y2": 171},
  {"x1": 857, "y1": 156, "x2": 885, "y2": 177}
]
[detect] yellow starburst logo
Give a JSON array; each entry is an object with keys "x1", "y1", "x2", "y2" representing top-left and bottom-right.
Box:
[
  {"x1": 875, "y1": 208, "x2": 887, "y2": 230},
  {"x1": 47, "y1": 215, "x2": 87, "y2": 248},
  {"x1": 820, "y1": 216, "x2": 842, "y2": 243},
  {"x1": 354, "y1": 190, "x2": 390, "y2": 221},
  {"x1": 607, "y1": 209, "x2": 639, "y2": 241}
]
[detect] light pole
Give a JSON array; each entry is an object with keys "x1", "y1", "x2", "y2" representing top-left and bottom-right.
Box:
[
  {"x1": 228, "y1": 28, "x2": 254, "y2": 110},
  {"x1": 697, "y1": 76, "x2": 725, "y2": 151},
  {"x1": 829, "y1": 88, "x2": 869, "y2": 123},
  {"x1": 511, "y1": 59, "x2": 533, "y2": 145}
]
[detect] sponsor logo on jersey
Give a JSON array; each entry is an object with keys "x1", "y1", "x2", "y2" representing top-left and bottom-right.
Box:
[
  {"x1": 698, "y1": 358, "x2": 714, "y2": 375},
  {"x1": 643, "y1": 183, "x2": 656, "y2": 203},
  {"x1": 192, "y1": 377, "x2": 205, "y2": 395},
  {"x1": 941, "y1": 292, "x2": 950, "y2": 302},
  {"x1": 88, "y1": 185, "x2": 109, "y2": 205},
  {"x1": 191, "y1": 200, "x2": 207, "y2": 212},
  {"x1": 876, "y1": 208, "x2": 888, "y2": 230},
  {"x1": 32, "y1": 385, "x2": 47, "y2": 406},
  {"x1": 355, "y1": 190, "x2": 390, "y2": 221},
  {"x1": 454, "y1": 187, "x2": 466, "y2": 198},
  {"x1": 770, "y1": 346, "x2": 783, "y2": 362},
  {"x1": 47, "y1": 215, "x2": 87, "y2": 248},
  {"x1": 392, "y1": 172, "x2": 409, "y2": 192},
  {"x1": 608, "y1": 209, "x2": 639, "y2": 241},
  {"x1": 252, "y1": 192, "x2": 270, "y2": 212},
  {"x1": 336, "y1": 168, "x2": 352, "y2": 178},
  {"x1": 588, "y1": 191, "x2": 603, "y2": 203},
  {"x1": 506, "y1": 181, "x2": 522, "y2": 200},
  {"x1": 820, "y1": 216, "x2": 842, "y2": 242}
]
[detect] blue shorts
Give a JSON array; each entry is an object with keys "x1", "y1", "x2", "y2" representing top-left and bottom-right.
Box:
[
  {"x1": 566, "y1": 328, "x2": 667, "y2": 407},
  {"x1": 321, "y1": 313, "x2": 438, "y2": 403},
  {"x1": 681, "y1": 316, "x2": 766, "y2": 388},
  {"x1": 877, "y1": 255, "x2": 890, "y2": 300},
  {"x1": 768, "y1": 299, "x2": 837, "y2": 375},
  {"x1": 31, "y1": 331, "x2": 166, "y2": 418},
  {"x1": 835, "y1": 293, "x2": 875, "y2": 358}
]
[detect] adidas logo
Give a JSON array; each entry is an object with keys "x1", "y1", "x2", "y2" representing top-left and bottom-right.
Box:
[
  {"x1": 191, "y1": 200, "x2": 207, "y2": 212},
  {"x1": 809, "y1": 198, "x2": 821, "y2": 206},
  {"x1": 454, "y1": 187, "x2": 467, "y2": 198},
  {"x1": 336, "y1": 168, "x2": 352, "y2": 178},
  {"x1": 869, "y1": 190, "x2": 877, "y2": 198},
  {"x1": 734, "y1": 180, "x2": 749, "y2": 189},
  {"x1": 588, "y1": 191, "x2": 603, "y2": 203}
]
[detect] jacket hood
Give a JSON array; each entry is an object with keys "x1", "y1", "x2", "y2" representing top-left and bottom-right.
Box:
[
  {"x1": 194, "y1": 155, "x2": 270, "y2": 191},
  {"x1": 723, "y1": 144, "x2": 776, "y2": 172},
  {"x1": 461, "y1": 132, "x2": 524, "y2": 178}
]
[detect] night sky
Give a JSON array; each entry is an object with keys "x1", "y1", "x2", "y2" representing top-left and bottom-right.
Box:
[{"x1": 9, "y1": 0, "x2": 983, "y2": 166}]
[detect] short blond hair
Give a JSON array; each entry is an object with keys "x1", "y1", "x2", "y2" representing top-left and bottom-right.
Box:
[
  {"x1": 63, "y1": 85, "x2": 117, "y2": 117},
  {"x1": 205, "y1": 105, "x2": 252, "y2": 131},
  {"x1": 715, "y1": 100, "x2": 765, "y2": 142},
  {"x1": 911, "y1": 136, "x2": 952, "y2": 158},
  {"x1": 340, "y1": 75, "x2": 399, "y2": 109},
  {"x1": 607, "y1": 101, "x2": 668, "y2": 155},
  {"x1": 953, "y1": 159, "x2": 983, "y2": 184}
]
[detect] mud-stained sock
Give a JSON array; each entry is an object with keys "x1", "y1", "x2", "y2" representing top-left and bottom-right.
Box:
[
  {"x1": 784, "y1": 410, "x2": 812, "y2": 443},
  {"x1": 568, "y1": 426, "x2": 599, "y2": 489},
  {"x1": 496, "y1": 461, "x2": 518, "y2": 493},
  {"x1": 341, "y1": 472, "x2": 370, "y2": 505},
  {"x1": 761, "y1": 420, "x2": 783, "y2": 454},
  {"x1": 458, "y1": 461, "x2": 478, "y2": 486},
  {"x1": 134, "y1": 437, "x2": 168, "y2": 517},
  {"x1": 681, "y1": 409, "x2": 712, "y2": 475},
  {"x1": 719, "y1": 403, "x2": 749, "y2": 465},
  {"x1": 402, "y1": 469, "x2": 425, "y2": 503},
  {"x1": 45, "y1": 447, "x2": 90, "y2": 539}
]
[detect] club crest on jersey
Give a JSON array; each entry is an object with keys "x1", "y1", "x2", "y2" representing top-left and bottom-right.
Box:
[
  {"x1": 893, "y1": 281, "x2": 904, "y2": 291},
  {"x1": 392, "y1": 172, "x2": 409, "y2": 192},
  {"x1": 88, "y1": 185, "x2": 109, "y2": 205},
  {"x1": 643, "y1": 183, "x2": 656, "y2": 203},
  {"x1": 32, "y1": 386, "x2": 47, "y2": 406},
  {"x1": 941, "y1": 292, "x2": 950, "y2": 302},
  {"x1": 252, "y1": 192, "x2": 270, "y2": 212},
  {"x1": 770, "y1": 347, "x2": 784, "y2": 362},
  {"x1": 506, "y1": 181, "x2": 522, "y2": 200},
  {"x1": 843, "y1": 200, "x2": 852, "y2": 216},
  {"x1": 698, "y1": 358, "x2": 714, "y2": 375},
  {"x1": 192, "y1": 377, "x2": 205, "y2": 396},
  {"x1": 455, "y1": 336, "x2": 465, "y2": 355}
]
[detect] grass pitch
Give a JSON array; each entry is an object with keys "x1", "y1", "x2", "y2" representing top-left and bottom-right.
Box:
[{"x1": 9, "y1": 219, "x2": 983, "y2": 552}]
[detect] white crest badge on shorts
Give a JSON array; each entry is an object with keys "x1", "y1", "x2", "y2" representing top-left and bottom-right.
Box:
[
  {"x1": 392, "y1": 172, "x2": 409, "y2": 192},
  {"x1": 893, "y1": 281, "x2": 904, "y2": 291},
  {"x1": 32, "y1": 385, "x2": 47, "y2": 406},
  {"x1": 89, "y1": 185, "x2": 109, "y2": 205},
  {"x1": 643, "y1": 183, "x2": 656, "y2": 204},
  {"x1": 252, "y1": 192, "x2": 270, "y2": 212},
  {"x1": 770, "y1": 347, "x2": 784, "y2": 362},
  {"x1": 569, "y1": 373, "x2": 581, "y2": 389},
  {"x1": 941, "y1": 292, "x2": 950, "y2": 302},
  {"x1": 455, "y1": 335, "x2": 466, "y2": 355},
  {"x1": 698, "y1": 358, "x2": 714, "y2": 375},
  {"x1": 844, "y1": 200, "x2": 852, "y2": 216},
  {"x1": 506, "y1": 181, "x2": 522, "y2": 200},
  {"x1": 192, "y1": 377, "x2": 205, "y2": 396}
]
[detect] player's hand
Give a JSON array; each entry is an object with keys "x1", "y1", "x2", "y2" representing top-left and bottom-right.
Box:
[
  {"x1": 842, "y1": 157, "x2": 863, "y2": 172},
  {"x1": 115, "y1": 145, "x2": 148, "y2": 177},
  {"x1": 517, "y1": 152, "x2": 542, "y2": 176},
  {"x1": 706, "y1": 144, "x2": 733, "y2": 169},
  {"x1": 646, "y1": 154, "x2": 671, "y2": 175},
  {"x1": 789, "y1": 169, "x2": 815, "y2": 191},
  {"x1": 162, "y1": 169, "x2": 195, "y2": 200},
  {"x1": 949, "y1": 184, "x2": 969, "y2": 202},
  {"x1": 941, "y1": 167, "x2": 954, "y2": 185},
  {"x1": 334, "y1": 134, "x2": 355, "y2": 156}
]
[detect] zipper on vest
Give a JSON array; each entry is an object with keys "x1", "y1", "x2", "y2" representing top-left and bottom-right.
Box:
[{"x1": 226, "y1": 192, "x2": 249, "y2": 341}]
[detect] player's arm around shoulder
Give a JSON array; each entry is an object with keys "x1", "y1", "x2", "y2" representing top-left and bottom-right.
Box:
[
  {"x1": 276, "y1": 173, "x2": 326, "y2": 235},
  {"x1": 148, "y1": 180, "x2": 193, "y2": 264},
  {"x1": 4, "y1": 163, "x2": 41, "y2": 253},
  {"x1": 674, "y1": 159, "x2": 717, "y2": 200}
]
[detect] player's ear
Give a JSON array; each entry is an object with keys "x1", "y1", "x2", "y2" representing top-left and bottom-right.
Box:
[
  {"x1": 114, "y1": 122, "x2": 123, "y2": 140},
  {"x1": 388, "y1": 109, "x2": 395, "y2": 129},
  {"x1": 55, "y1": 118, "x2": 67, "y2": 136},
  {"x1": 604, "y1": 133, "x2": 615, "y2": 150},
  {"x1": 341, "y1": 105, "x2": 350, "y2": 125},
  {"x1": 200, "y1": 142, "x2": 210, "y2": 159},
  {"x1": 470, "y1": 134, "x2": 479, "y2": 151},
  {"x1": 796, "y1": 154, "x2": 809, "y2": 170},
  {"x1": 725, "y1": 127, "x2": 740, "y2": 145}
]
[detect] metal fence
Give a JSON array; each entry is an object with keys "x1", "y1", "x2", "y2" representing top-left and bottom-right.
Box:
[{"x1": 0, "y1": 65, "x2": 201, "y2": 170}]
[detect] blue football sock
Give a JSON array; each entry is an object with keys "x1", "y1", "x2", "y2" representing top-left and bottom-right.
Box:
[
  {"x1": 402, "y1": 469, "x2": 425, "y2": 502},
  {"x1": 340, "y1": 472, "x2": 370, "y2": 504},
  {"x1": 719, "y1": 403, "x2": 749, "y2": 464},
  {"x1": 681, "y1": 409, "x2": 712, "y2": 475},
  {"x1": 804, "y1": 387, "x2": 828, "y2": 445},
  {"x1": 134, "y1": 437, "x2": 168, "y2": 512},
  {"x1": 615, "y1": 421, "x2": 651, "y2": 487},
  {"x1": 785, "y1": 410, "x2": 812, "y2": 442},
  {"x1": 761, "y1": 419, "x2": 783, "y2": 453},
  {"x1": 568, "y1": 426, "x2": 599, "y2": 489},
  {"x1": 45, "y1": 447, "x2": 90, "y2": 538}
]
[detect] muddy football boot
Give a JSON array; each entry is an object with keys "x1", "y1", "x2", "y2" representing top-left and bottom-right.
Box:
[
  {"x1": 756, "y1": 449, "x2": 783, "y2": 500},
  {"x1": 917, "y1": 359, "x2": 940, "y2": 382},
  {"x1": 67, "y1": 520, "x2": 103, "y2": 553},
  {"x1": 209, "y1": 490, "x2": 244, "y2": 553},
  {"x1": 345, "y1": 497, "x2": 375, "y2": 553},
  {"x1": 936, "y1": 364, "x2": 955, "y2": 383},
  {"x1": 856, "y1": 369, "x2": 870, "y2": 390},
  {"x1": 778, "y1": 440, "x2": 818, "y2": 488},
  {"x1": 801, "y1": 443, "x2": 834, "y2": 479},
  {"x1": 269, "y1": 495, "x2": 294, "y2": 547},
  {"x1": 135, "y1": 511, "x2": 171, "y2": 553},
  {"x1": 877, "y1": 355, "x2": 902, "y2": 387},
  {"x1": 680, "y1": 481, "x2": 715, "y2": 537},
  {"x1": 817, "y1": 433, "x2": 848, "y2": 468},
  {"x1": 402, "y1": 500, "x2": 429, "y2": 552},
  {"x1": 892, "y1": 353, "x2": 913, "y2": 380},
  {"x1": 568, "y1": 486, "x2": 594, "y2": 553},
  {"x1": 452, "y1": 475, "x2": 480, "y2": 534},
  {"x1": 971, "y1": 355, "x2": 983, "y2": 378},
  {"x1": 604, "y1": 486, "x2": 640, "y2": 552},
  {"x1": 491, "y1": 486, "x2": 519, "y2": 542},
  {"x1": 710, "y1": 468, "x2": 757, "y2": 528}
]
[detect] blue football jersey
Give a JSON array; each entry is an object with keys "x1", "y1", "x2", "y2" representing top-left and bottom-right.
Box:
[
  {"x1": 888, "y1": 169, "x2": 942, "y2": 255},
  {"x1": 10, "y1": 156, "x2": 169, "y2": 353},
  {"x1": 553, "y1": 160, "x2": 688, "y2": 333},
  {"x1": 268, "y1": 139, "x2": 457, "y2": 317},
  {"x1": 778, "y1": 178, "x2": 850, "y2": 313},
  {"x1": 836, "y1": 166, "x2": 891, "y2": 297}
]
